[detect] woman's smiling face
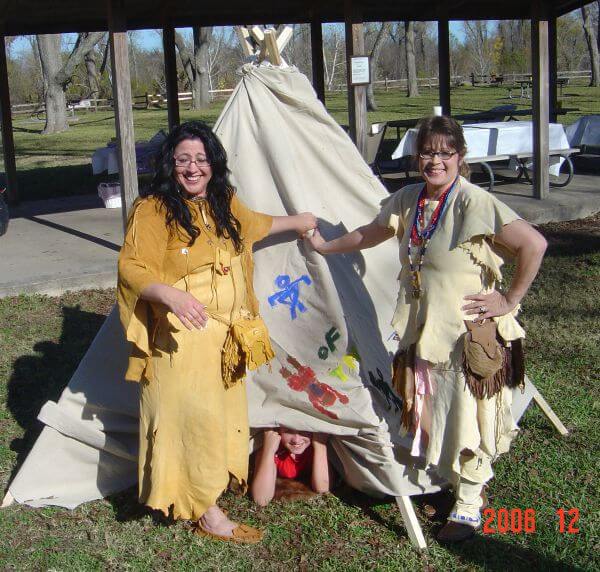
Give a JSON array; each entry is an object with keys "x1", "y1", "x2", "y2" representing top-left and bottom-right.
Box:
[
  {"x1": 173, "y1": 138, "x2": 212, "y2": 198},
  {"x1": 418, "y1": 135, "x2": 463, "y2": 196}
]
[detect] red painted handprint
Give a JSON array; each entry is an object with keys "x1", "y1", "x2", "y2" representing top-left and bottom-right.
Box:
[{"x1": 280, "y1": 356, "x2": 349, "y2": 420}]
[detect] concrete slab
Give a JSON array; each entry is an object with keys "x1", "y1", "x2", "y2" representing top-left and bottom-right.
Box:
[
  {"x1": 1, "y1": 199, "x2": 122, "y2": 298},
  {"x1": 0, "y1": 175, "x2": 599, "y2": 298},
  {"x1": 490, "y1": 174, "x2": 600, "y2": 225}
]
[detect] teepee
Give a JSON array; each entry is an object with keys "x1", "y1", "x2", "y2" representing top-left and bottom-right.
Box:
[{"x1": 1, "y1": 28, "x2": 564, "y2": 550}]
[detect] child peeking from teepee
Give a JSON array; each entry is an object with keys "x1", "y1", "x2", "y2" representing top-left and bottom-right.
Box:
[{"x1": 250, "y1": 428, "x2": 332, "y2": 506}]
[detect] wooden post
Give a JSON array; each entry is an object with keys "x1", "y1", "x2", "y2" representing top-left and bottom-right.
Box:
[
  {"x1": 344, "y1": 2, "x2": 367, "y2": 158},
  {"x1": 531, "y1": 0, "x2": 550, "y2": 200},
  {"x1": 395, "y1": 496, "x2": 427, "y2": 550},
  {"x1": 310, "y1": 18, "x2": 326, "y2": 104},
  {"x1": 108, "y1": 0, "x2": 139, "y2": 229},
  {"x1": 0, "y1": 34, "x2": 18, "y2": 204},
  {"x1": 437, "y1": 18, "x2": 451, "y2": 116},
  {"x1": 548, "y1": 16, "x2": 558, "y2": 123},
  {"x1": 162, "y1": 26, "x2": 180, "y2": 131}
]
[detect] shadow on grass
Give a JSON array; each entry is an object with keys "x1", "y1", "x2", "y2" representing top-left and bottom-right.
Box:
[
  {"x1": 6, "y1": 305, "x2": 106, "y2": 479},
  {"x1": 336, "y1": 487, "x2": 580, "y2": 571},
  {"x1": 541, "y1": 229, "x2": 600, "y2": 259},
  {"x1": 15, "y1": 163, "x2": 100, "y2": 202}
]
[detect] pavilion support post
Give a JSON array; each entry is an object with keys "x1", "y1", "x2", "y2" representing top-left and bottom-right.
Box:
[
  {"x1": 310, "y1": 19, "x2": 326, "y2": 104},
  {"x1": 531, "y1": 1, "x2": 550, "y2": 200},
  {"x1": 548, "y1": 16, "x2": 558, "y2": 122},
  {"x1": 344, "y1": 2, "x2": 367, "y2": 158},
  {"x1": 437, "y1": 18, "x2": 451, "y2": 116},
  {"x1": 109, "y1": 0, "x2": 139, "y2": 229},
  {"x1": 163, "y1": 26, "x2": 180, "y2": 131},
  {"x1": 0, "y1": 34, "x2": 18, "y2": 204}
]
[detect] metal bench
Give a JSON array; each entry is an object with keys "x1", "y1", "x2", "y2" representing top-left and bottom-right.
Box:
[{"x1": 467, "y1": 148, "x2": 580, "y2": 191}]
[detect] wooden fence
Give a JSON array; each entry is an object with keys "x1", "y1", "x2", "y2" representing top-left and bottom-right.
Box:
[
  {"x1": 11, "y1": 89, "x2": 236, "y2": 117},
  {"x1": 11, "y1": 71, "x2": 591, "y2": 115},
  {"x1": 333, "y1": 69, "x2": 592, "y2": 92}
]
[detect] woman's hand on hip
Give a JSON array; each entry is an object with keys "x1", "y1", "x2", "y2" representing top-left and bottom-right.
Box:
[
  {"x1": 165, "y1": 288, "x2": 209, "y2": 330},
  {"x1": 462, "y1": 290, "x2": 516, "y2": 321}
]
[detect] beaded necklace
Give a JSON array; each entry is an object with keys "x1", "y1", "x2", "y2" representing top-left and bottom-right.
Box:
[{"x1": 407, "y1": 177, "x2": 458, "y2": 299}]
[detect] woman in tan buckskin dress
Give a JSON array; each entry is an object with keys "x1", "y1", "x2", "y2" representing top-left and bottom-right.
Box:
[{"x1": 118, "y1": 121, "x2": 316, "y2": 543}]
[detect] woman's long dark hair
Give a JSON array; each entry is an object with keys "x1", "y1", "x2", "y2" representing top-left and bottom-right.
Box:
[{"x1": 144, "y1": 121, "x2": 243, "y2": 251}]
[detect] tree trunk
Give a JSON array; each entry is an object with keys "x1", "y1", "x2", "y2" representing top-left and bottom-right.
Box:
[
  {"x1": 192, "y1": 27, "x2": 213, "y2": 109},
  {"x1": 37, "y1": 35, "x2": 68, "y2": 134},
  {"x1": 366, "y1": 22, "x2": 392, "y2": 111},
  {"x1": 582, "y1": 6, "x2": 600, "y2": 87},
  {"x1": 37, "y1": 32, "x2": 105, "y2": 134},
  {"x1": 84, "y1": 51, "x2": 100, "y2": 99},
  {"x1": 405, "y1": 21, "x2": 419, "y2": 97},
  {"x1": 174, "y1": 31, "x2": 194, "y2": 90}
]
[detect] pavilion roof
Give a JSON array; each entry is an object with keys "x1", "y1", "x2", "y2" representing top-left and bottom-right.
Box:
[{"x1": 0, "y1": 0, "x2": 592, "y2": 36}]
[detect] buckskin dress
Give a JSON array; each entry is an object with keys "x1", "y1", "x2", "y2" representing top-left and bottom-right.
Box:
[
  {"x1": 117, "y1": 194, "x2": 272, "y2": 520},
  {"x1": 377, "y1": 176, "x2": 525, "y2": 524}
]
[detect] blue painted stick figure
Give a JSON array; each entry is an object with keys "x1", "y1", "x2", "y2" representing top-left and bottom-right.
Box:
[{"x1": 268, "y1": 274, "x2": 312, "y2": 320}]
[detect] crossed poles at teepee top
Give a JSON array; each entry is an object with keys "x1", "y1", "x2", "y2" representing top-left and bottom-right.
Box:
[{"x1": 235, "y1": 25, "x2": 293, "y2": 66}]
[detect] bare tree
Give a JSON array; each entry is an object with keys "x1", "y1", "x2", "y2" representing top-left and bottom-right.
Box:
[
  {"x1": 323, "y1": 26, "x2": 345, "y2": 91},
  {"x1": 37, "y1": 32, "x2": 105, "y2": 134},
  {"x1": 84, "y1": 51, "x2": 100, "y2": 99},
  {"x1": 463, "y1": 21, "x2": 494, "y2": 78},
  {"x1": 175, "y1": 27, "x2": 213, "y2": 109},
  {"x1": 405, "y1": 21, "x2": 419, "y2": 97},
  {"x1": 366, "y1": 22, "x2": 392, "y2": 111},
  {"x1": 582, "y1": 5, "x2": 600, "y2": 86}
]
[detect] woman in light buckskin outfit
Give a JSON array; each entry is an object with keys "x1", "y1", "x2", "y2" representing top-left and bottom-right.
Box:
[
  {"x1": 118, "y1": 121, "x2": 316, "y2": 543},
  {"x1": 308, "y1": 116, "x2": 547, "y2": 542}
]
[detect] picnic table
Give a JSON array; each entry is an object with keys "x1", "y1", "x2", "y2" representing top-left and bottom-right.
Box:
[
  {"x1": 391, "y1": 121, "x2": 578, "y2": 191},
  {"x1": 508, "y1": 80, "x2": 533, "y2": 99},
  {"x1": 91, "y1": 131, "x2": 167, "y2": 176}
]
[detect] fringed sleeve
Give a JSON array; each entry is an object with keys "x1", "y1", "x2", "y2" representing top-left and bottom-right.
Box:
[
  {"x1": 117, "y1": 198, "x2": 169, "y2": 381},
  {"x1": 454, "y1": 180, "x2": 521, "y2": 283},
  {"x1": 230, "y1": 194, "x2": 273, "y2": 245},
  {"x1": 230, "y1": 195, "x2": 273, "y2": 316},
  {"x1": 376, "y1": 184, "x2": 421, "y2": 235},
  {"x1": 454, "y1": 180, "x2": 526, "y2": 341}
]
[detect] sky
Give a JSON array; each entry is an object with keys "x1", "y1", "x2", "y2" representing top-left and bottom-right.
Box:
[{"x1": 8, "y1": 22, "x2": 472, "y2": 57}]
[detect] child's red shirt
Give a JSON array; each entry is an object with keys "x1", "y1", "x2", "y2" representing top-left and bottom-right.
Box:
[{"x1": 274, "y1": 446, "x2": 313, "y2": 479}]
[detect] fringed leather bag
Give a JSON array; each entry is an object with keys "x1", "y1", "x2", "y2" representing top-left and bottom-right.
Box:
[
  {"x1": 463, "y1": 319, "x2": 525, "y2": 399},
  {"x1": 391, "y1": 344, "x2": 417, "y2": 431},
  {"x1": 212, "y1": 314, "x2": 275, "y2": 388}
]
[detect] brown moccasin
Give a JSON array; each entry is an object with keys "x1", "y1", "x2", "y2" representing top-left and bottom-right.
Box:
[
  {"x1": 194, "y1": 523, "x2": 263, "y2": 544},
  {"x1": 437, "y1": 521, "x2": 476, "y2": 543}
]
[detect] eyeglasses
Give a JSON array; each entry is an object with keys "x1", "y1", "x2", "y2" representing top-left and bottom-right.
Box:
[
  {"x1": 418, "y1": 151, "x2": 457, "y2": 160},
  {"x1": 174, "y1": 156, "x2": 211, "y2": 168}
]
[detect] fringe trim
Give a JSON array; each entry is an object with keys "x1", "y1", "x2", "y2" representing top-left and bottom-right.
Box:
[
  {"x1": 463, "y1": 344, "x2": 511, "y2": 400},
  {"x1": 392, "y1": 345, "x2": 416, "y2": 431}
]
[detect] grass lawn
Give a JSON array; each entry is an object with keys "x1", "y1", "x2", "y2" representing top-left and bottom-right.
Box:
[
  {"x1": 0, "y1": 214, "x2": 598, "y2": 571},
  {"x1": 1, "y1": 82, "x2": 598, "y2": 201}
]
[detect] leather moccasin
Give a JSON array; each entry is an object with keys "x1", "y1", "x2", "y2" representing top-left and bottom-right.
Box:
[
  {"x1": 194, "y1": 523, "x2": 263, "y2": 544},
  {"x1": 437, "y1": 521, "x2": 477, "y2": 543}
]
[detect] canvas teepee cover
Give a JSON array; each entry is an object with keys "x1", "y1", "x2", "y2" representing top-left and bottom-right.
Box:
[{"x1": 5, "y1": 63, "x2": 456, "y2": 509}]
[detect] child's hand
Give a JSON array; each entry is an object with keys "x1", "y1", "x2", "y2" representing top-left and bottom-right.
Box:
[{"x1": 263, "y1": 429, "x2": 282, "y2": 452}]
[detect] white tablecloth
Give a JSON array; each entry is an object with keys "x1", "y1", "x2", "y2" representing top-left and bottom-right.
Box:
[
  {"x1": 565, "y1": 115, "x2": 600, "y2": 147},
  {"x1": 392, "y1": 121, "x2": 570, "y2": 176},
  {"x1": 91, "y1": 145, "x2": 119, "y2": 175},
  {"x1": 91, "y1": 131, "x2": 167, "y2": 176}
]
